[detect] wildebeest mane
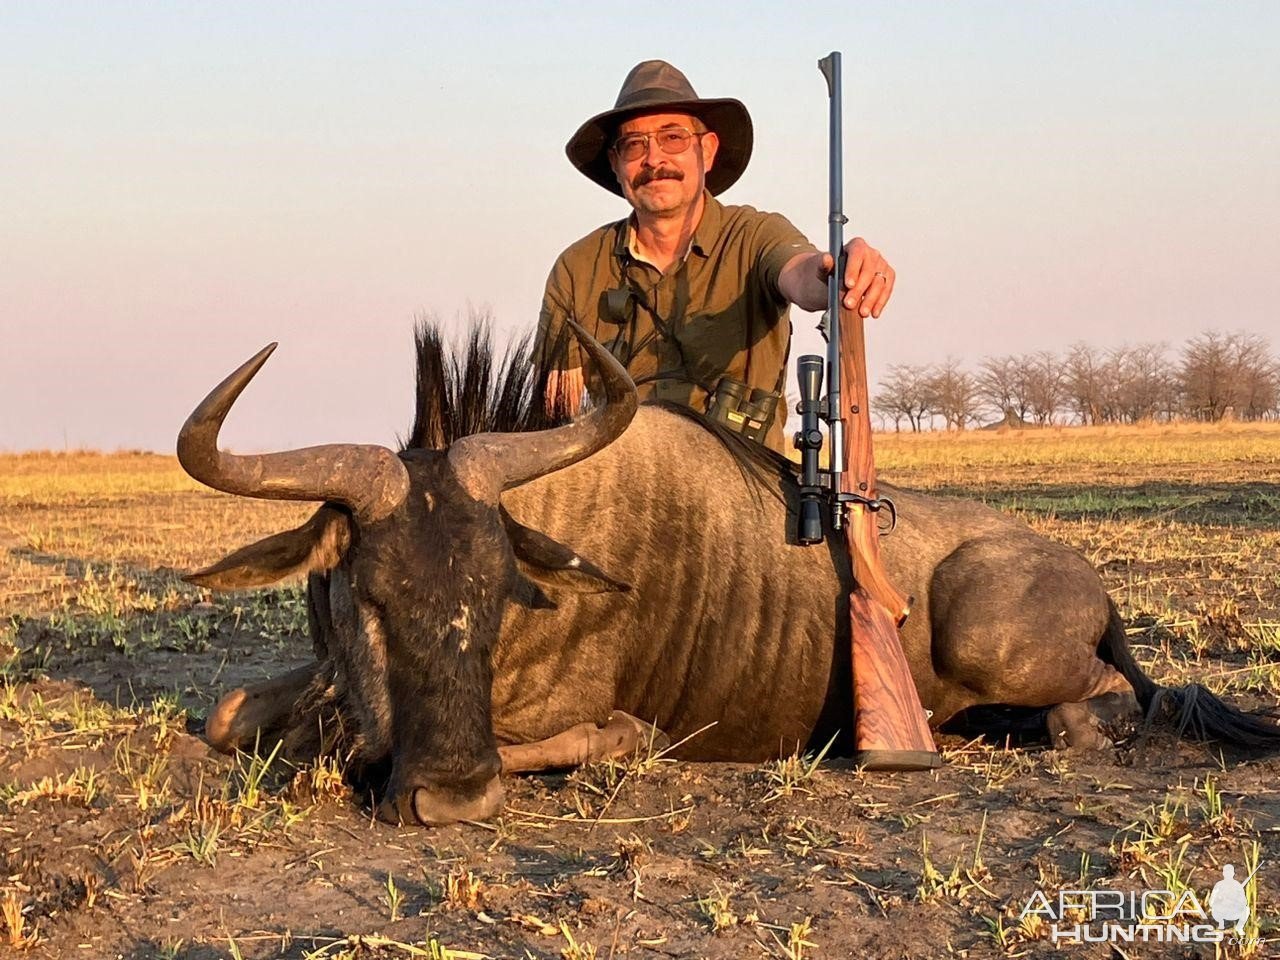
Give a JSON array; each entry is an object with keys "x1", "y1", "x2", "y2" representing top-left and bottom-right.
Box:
[
  {"x1": 650, "y1": 401, "x2": 797, "y2": 504},
  {"x1": 400, "y1": 318, "x2": 798, "y2": 506},
  {"x1": 402, "y1": 318, "x2": 568, "y2": 452}
]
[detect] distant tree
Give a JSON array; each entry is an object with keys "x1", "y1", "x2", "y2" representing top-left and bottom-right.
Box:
[
  {"x1": 1023, "y1": 351, "x2": 1065, "y2": 424},
  {"x1": 925, "y1": 359, "x2": 980, "y2": 430},
  {"x1": 1180, "y1": 332, "x2": 1235, "y2": 421},
  {"x1": 1180, "y1": 331, "x2": 1277, "y2": 421},
  {"x1": 1239, "y1": 359, "x2": 1279, "y2": 420},
  {"x1": 874, "y1": 363, "x2": 933, "y2": 432},
  {"x1": 1064, "y1": 342, "x2": 1107, "y2": 424},
  {"x1": 977, "y1": 358, "x2": 1029, "y2": 424},
  {"x1": 874, "y1": 328, "x2": 1277, "y2": 429},
  {"x1": 1228, "y1": 334, "x2": 1279, "y2": 420},
  {"x1": 1111, "y1": 342, "x2": 1174, "y2": 423}
]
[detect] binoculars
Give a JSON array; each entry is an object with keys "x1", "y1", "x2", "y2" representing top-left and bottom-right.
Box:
[{"x1": 705, "y1": 378, "x2": 779, "y2": 445}]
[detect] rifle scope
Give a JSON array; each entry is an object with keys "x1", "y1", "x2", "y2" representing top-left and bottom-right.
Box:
[{"x1": 795, "y1": 354, "x2": 826, "y2": 545}]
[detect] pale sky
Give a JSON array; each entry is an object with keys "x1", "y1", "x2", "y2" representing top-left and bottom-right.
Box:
[{"x1": 3, "y1": 1, "x2": 1277, "y2": 452}]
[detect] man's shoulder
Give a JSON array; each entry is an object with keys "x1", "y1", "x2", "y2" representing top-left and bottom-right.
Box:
[
  {"x1": 552, "y1": 217, "x2": 627, "y2": 267},
  {"x1": 717, "y1": 199, "x2": 797, "y2": 232},
  {"x1": 708, "y1": 199, "x2": 813, "y2": 259}
]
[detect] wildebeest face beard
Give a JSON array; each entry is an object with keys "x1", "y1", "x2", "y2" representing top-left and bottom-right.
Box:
[
  {"x1": 632, "y1": 166, "x2": 684, "y2": 189},
  {"x1": 323, "y1": 566, "x2": 394, "y2": 761}
]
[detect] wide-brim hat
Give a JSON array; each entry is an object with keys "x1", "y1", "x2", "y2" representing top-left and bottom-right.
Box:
[{"x1": 566, "y1": 60, "x2": 753, "y2": 198}]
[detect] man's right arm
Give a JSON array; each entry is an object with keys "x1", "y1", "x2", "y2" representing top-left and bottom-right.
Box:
[
  {"x1": 776, "y1": 237, "x2": 896, "y2": 318},
  {"x1": 534, "y1": 256, "x2": 585, "y2": 417}
]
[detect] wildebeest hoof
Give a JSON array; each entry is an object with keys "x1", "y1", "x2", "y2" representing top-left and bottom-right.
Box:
[
  {"x1": 1046, "y1": 700, "x2": 1113, "y2": 753},
  {"x1": 607, "y1": 711, "x2": 671, "y2": 754},
  {"x1": 498, "y1": 712, "x2": 672, "y2": 774},
  {"x1": 205, "y1": 687, "x2": 249, "y2": 753},
  {"x1": 203, "y1": 663, "x2": 319, "y2": 754}
]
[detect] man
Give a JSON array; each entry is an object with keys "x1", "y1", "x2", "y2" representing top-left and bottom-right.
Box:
[{"x1": 534, "y1": 60, "x2": 894, "y2": 454}]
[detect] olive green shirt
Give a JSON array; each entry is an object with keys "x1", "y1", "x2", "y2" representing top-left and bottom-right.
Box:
[{"x1": 534, "y1": 191, "x2": 817, "y2": 453}]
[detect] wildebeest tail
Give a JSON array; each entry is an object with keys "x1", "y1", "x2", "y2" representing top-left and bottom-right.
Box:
[{"x1": 1100, "y1": 598, "x2": 1280, "y2": 749}]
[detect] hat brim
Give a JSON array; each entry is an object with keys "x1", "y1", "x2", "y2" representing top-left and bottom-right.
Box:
[{"x1": 565, "y1": 97, "x2": 752, "y2": 198}]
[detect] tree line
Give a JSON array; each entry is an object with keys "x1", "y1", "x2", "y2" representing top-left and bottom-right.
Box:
[{"x1": 873, "y1": 331, "x2": 1279, "y2": 431}]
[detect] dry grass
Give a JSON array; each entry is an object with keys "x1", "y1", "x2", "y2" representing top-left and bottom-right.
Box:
[
  {"x1": 877, "y1": 417, "x2": 1280, "y2": 469},
  {"x1": 0, "y1": 422, "x2": 1277, "y2": 958},
  {"x1": 1, "y1": 451, "x2": 312, "y2": 620}
]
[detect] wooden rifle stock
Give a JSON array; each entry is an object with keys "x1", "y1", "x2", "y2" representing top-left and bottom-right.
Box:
[{"x1": 840, "y1": 300, "x2": 940, "y2": 771}]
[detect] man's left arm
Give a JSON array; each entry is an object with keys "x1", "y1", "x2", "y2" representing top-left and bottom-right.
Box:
[
  {"x1": 535, "y1": 254, "x2": 586, "y2": 417},
  {"x1": 777, "y1": 238, "x2": 896, "y2": 317}
]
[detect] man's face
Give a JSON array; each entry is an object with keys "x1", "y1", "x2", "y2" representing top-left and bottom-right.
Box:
[{"x1": 609, "y1": 111, "x2": 719, "y2": 218}]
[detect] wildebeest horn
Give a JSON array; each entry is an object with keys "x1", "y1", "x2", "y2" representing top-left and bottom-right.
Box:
[
  {"x1": 177, "y1": 343, "x2": 410, "y2": 522},
  {"x1": 447, "y1": 319, "x2": 637, "y2": 501}
]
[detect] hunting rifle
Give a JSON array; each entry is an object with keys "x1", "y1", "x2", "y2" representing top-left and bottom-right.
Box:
[{"x1": 794, "y1": 52, "x2": 940, "y2": 771}]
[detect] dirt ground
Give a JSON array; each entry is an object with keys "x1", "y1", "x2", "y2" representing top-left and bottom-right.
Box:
[{"x1": 2, "y1": 427, "x2": 1278, "y2": 959}]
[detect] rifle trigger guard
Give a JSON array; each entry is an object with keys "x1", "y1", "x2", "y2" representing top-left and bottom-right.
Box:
[
  {"x1": 877, "y1": 496, "x2": 898, "y2": 536},
  {"x1": 846, "y1": 493, "x2": 898, "y2": 536}
]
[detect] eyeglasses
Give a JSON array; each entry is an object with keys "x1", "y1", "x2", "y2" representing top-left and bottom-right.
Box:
[{"x1": 611, "y1": 126, "x2": 706, "y2": 162}]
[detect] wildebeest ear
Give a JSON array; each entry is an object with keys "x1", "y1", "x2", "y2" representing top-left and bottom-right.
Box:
[
  {"x1": 186, "y1": 505, "x2": 352, "y2": 591},
  {"x1": 500, "y1": 506, "x2": 630, "y2": 594}
]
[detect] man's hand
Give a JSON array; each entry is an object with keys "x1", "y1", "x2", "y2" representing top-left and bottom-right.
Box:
[
  {"x1": 544, "y1": 368, "x2": 585, "y2": 417},
  {"x1": 779, "y1": 237, "x2": 895, "y2": 317},
  {"x1": 832, "y1": 237, "x2": 895, "y2": 318}
]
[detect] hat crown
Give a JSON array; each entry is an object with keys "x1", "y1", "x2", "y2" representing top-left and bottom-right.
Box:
[{"x1": 615, "y1": 60, "x2": 699, "y2": 110}]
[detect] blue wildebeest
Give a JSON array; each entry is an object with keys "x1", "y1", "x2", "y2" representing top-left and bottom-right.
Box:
[{"x1": 178, "y1": 322, "x2": 1280, "y2": 825}]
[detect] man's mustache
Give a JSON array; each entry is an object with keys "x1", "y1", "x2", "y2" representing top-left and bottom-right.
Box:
[{"x1": 632, "y1": 167, "x2": 684, "y2": 189}]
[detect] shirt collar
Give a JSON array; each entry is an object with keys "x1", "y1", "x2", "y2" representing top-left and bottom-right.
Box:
[
  {"x1": 688, "y1": 190, "x2": 722, "y2": 258},
  {"x1": 615, "y1": 190, "x2": 724, "y2": 265}
]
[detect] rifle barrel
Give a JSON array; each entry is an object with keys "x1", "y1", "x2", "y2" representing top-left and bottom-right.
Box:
[{"x1": 819, "y1": 51, "x2": 847, "y2": 520}]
